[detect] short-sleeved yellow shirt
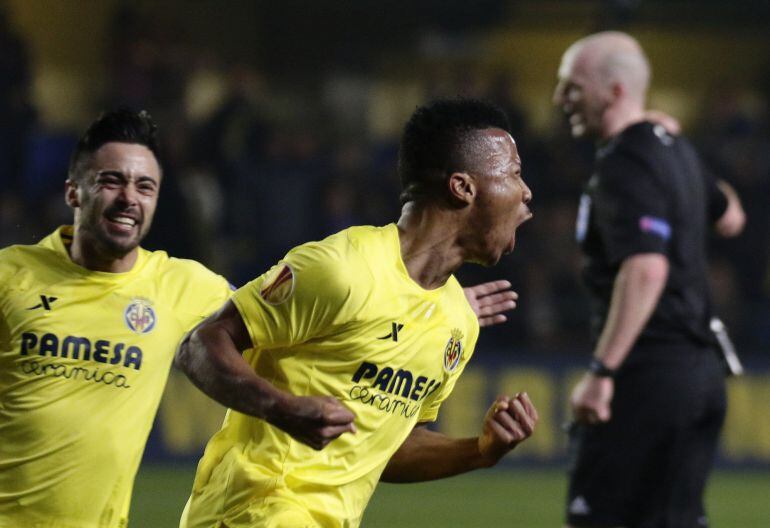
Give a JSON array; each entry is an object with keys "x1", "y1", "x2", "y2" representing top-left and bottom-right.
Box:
[
  {"x1": 181, "y1": 224, "x2": 479, "y2": 528},
  {"x1": 0, "y1": 226, "x2": 232, "y2": 528}
]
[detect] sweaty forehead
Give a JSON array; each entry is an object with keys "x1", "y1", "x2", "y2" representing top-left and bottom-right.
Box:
[
  {"x1": 483, "y1": 128, "x2": 517, "y2": 154},
  {"x1": 471, "y1": 128, "x2": 519, "y2": 169},
  {"x1": 89, "y1": 142, "x2": 161, "y2": 180}
]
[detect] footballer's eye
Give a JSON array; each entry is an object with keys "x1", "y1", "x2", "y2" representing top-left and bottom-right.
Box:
[
  {"x1": 137, "y1": 181, "x2": 158, "y2": 195},
  {"x1": 97, "y1": 175, "x2": 122, "y2": 187}
]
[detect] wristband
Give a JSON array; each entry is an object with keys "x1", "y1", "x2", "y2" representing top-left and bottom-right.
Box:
[{"x1": 588, "y1": 358, "x2": 617, "y2": 378}]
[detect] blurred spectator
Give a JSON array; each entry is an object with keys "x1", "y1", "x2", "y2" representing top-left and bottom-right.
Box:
[{"x1": 0, "y1": 7, "x2": 35, "y2": 209}]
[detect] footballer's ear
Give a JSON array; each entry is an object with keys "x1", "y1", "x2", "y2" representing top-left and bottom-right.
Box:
[
  {"x1": 65, "y1": 179, "x2": 80, "y2": 208},
  {"x1": 448, "y1": 171, "x2": 476, "y2": 206}
]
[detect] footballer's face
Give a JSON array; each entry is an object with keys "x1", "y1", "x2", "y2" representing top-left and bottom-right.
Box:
[
  {"x1": 465, "y1": 129, "x2": 533, "y2": 266},
  {"x1": 67, "y1": 142, "x2": 161, "y2": 261},
  {"x1": 553, "y1": 46, "x2": 612, "y2": 139}
]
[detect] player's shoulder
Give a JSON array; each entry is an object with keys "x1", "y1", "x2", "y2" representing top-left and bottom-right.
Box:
[
  {"x1": 598, "y1": 122, "x2": 675, "y2": 187},
  {"x1": 0, "y1": 243, "x2": 54, "y2": 274},
  {"x1": 142, "y1": 248, "x2": 230, "y2": 289},
  {"x1": 286, "y1": 224, "x2": 386, "y2": 272},
  {"x1": 280, "y1": 225, "x2": 388, "y2": 304},
  {"x1": 611, "y1": 121, "x2": 686, "y2": 160},
  {"x1": 447, "y1": 275, "x2": 480, "y2": 320}
]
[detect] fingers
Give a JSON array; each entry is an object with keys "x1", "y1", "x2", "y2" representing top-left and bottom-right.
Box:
[
  {"x1": 515, "y1": 392, "x2": 539, "y2": 423},
  {"x1": 478, "y1": 290, "x2": 519, "y2": 305},
  {"x1": 507, "y1": 397, "x2": 536, "y2": 436},
  {"x1": 322, "y1": 398, "x2": 356, "y2": 425},
  {"x1": 319, "y1": 423, "x2": 357, "y2": 440},
  {"x1": 478, "y1": 314, "x2": 507, "y2": 327},
  {"x1": 476, "y1": 290, "x2": 519, "y2": 328},
  {"x1": 467, "y1": 281, "x2": 518, "y2": 301},
  {"x1": 488, "y1": 395, "x2": 534, "y2": 444},
  {"x1": 487, "y1": 413, "x2": 522, "y2": 444},
  {"x1": 473, "y1": 280, "x2": 514, "y2": 296},
  {"x1": 477, "y1": 298, "x2": 518, "y2": 316}
]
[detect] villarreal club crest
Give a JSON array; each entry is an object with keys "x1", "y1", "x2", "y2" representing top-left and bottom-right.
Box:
[
  {"x1": 443, "y1": 328, "x2": 464, "y2": 373},
  {"x1": 124, "y1": 298, "x2": 157, "y2": 334}
]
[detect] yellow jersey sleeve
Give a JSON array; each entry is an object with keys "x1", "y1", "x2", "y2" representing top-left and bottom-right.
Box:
[
  {"x1": 160, "y1": 257, "x2": 233, "y2": 333},
  {"x1": 232, "y1": 239, "x2": 367, "y2": 350}
]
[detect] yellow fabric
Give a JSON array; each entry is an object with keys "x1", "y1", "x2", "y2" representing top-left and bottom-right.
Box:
[
  {"x1": 182, "y1": 224, "x2": 479, "y2": 528},
  {"x1": 0, "y1": 226, "x2": 232, "y2": 528}
]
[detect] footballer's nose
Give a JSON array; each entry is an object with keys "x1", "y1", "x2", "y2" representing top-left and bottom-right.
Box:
[
  {"x1": 117, "y1": 183, "x2": 140, "y2": 206},
  {"x1": 522, "y1": 180, "x2": 533, "y2": 205}
]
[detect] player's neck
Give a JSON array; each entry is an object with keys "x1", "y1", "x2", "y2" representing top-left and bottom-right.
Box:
[
  {"x1": 68, "y1": 231, "x2": 139, "y2": 273},
  {"x1": 602, "y1": 103, "x2": 645, "y2": 139},
  {"x1": 396, "y1": 203, "x2": 464, "y2": 290}
]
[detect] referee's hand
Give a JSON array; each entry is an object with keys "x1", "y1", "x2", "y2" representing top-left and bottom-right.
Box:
[{"x1": 571, "y1": 373, "x2": 613, "y2": 424}]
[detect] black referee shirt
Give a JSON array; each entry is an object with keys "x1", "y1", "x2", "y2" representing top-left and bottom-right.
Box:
[{"x1": 576, "y1": 121, "x2": 728, "y2": 347}]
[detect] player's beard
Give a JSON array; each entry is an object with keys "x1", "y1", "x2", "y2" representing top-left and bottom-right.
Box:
[{"x1": 79, "y1": 204, "x2": 149, "y2": 259}]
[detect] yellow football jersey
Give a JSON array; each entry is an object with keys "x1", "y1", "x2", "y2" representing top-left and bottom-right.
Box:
[
  {"x1": 0, "y1": 226, "x2": 232, "y2": 528},
  {"x1": 181, "y1": 224, "x2": 479, "y2": 528}
]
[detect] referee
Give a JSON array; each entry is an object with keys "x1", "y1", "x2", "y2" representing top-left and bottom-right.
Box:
[{"x1": 553, "y1": 32, "x2": 745, "y2": 527}]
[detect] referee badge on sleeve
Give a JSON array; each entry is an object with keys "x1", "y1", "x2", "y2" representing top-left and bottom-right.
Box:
[
  {"x1": 259, "y1": 263, "x2": 295, "y2": 305},
  {"x1": 639, "y1": 215, "x2": 671, "y2": 240}
]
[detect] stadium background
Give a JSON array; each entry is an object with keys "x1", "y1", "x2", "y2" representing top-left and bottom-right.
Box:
[{"x1": 1, "y1": 0, "x2": 769, "y2": 525}]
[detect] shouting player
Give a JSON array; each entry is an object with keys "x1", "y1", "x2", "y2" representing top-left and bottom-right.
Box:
[{"x1": 176, "y1": 98, "x2": 539, "y2": 528}]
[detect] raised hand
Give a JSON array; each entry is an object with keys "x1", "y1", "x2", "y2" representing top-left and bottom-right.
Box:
[
  {"x1": 268, "y1": 394, "x2": 357, "y2": 450},
  {"x1": 477, "y1": 392, "x2": 538, "y2": 466},
  {"x1": 463, "y1": 280, "x2": 518, "y2": 327}
]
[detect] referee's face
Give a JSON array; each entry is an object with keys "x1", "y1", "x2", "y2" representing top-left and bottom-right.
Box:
[
  {"x1": 554, "y1": 48, "x2": 612, "y2": 139},
  {"x1": 67, "y1": 142, "x2": 161, "y2": 259}
]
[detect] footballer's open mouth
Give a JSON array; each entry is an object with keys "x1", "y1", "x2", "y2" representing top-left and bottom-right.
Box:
[
  {"x1": 505, "y1": 210, "x2": 533, "y2": 254},
  {"x1": 104, "y1": 211, "x2": 141, "y2": 234}
]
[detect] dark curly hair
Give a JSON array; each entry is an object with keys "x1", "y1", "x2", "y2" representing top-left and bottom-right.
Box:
[{"x1": 398, "y1": 98, "x2": 510, "y2": 205}]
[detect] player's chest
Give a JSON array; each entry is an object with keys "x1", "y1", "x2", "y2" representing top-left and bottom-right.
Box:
[
  {"x1": 321, "y1": 291, "x2": 474, "y2": 380},
  {"x1": 2, "y1": 275, "x2": 183, "y2": 372}
]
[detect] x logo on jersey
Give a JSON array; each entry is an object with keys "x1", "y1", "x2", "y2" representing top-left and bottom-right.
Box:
[
  {"x1": 27, "y1": 295, "x2": 58, "y2": 311},
  {"x1": 378, "y1": 322, "x2": 404, "y2": 342}
]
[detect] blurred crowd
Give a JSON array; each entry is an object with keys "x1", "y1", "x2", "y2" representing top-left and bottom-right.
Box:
[{"x1": 1, "y1": 7, "x2": 768, "y2": 358}]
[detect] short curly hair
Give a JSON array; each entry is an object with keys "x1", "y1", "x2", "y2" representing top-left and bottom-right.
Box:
[{"x1": 398, "y1": 98, "x2": 510, "y2": 205}]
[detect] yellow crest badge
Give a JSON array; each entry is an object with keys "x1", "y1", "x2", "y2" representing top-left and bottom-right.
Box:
[
  {"x1": 124, "y1": 298, "x2": 156, "y2": 334},
  {"x1": 259, "y1": 263, "x2": 295, "y2": 305},
  {"x1": 443, "y1": 328, "x2": 464, "y2": 373}
]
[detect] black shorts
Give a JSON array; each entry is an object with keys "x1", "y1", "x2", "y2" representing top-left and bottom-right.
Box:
[{"x1": 566, "y1": 344, "x2": 727, "y2": 528}]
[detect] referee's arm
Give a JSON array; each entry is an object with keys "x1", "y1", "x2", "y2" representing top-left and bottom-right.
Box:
[
  {"x1": 571, "y1": 253, "x2": 669, "y2": 424},
  {"x1": 593, "y1": 253, "x2": 669, "y2": 371}
]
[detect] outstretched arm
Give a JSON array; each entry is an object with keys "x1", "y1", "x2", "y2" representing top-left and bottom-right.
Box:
[
  {"x1": 381, "y1": 393, "x2": 538, "y2": 483},
  {"x1": 464, "y1": 280, "x2": 518, "y2": 327},
  {"x1": 175, "y1": 300, "x2": 356, "y2": 449}
]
